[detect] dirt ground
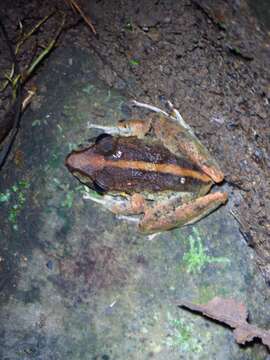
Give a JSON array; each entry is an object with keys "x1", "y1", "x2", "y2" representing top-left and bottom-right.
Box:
[
  {"x1": 1, "y1": 0, "x2": 270, "y2": 275},
  {"x1": 84, "y1": 0, "x2": 270, "y2": 274}
]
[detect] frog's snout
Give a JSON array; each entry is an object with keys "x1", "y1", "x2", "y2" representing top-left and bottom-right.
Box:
[
  {"x1": 65, "y1": 151, "x2": 106, "y2": 174},
  {"x1": 65, "y1": 152, "x2": 80, "y2": 172}
]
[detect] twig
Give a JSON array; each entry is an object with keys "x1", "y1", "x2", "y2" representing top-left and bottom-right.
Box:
[
  {"x1": 65, "y1": 0, "x2": 96, "y2": 34},
  {"x1": 15, "y1": 12, "x2": 54, "y2": 55},
  {"x1": 21, "y1": 13, "x2": 66, "y2": 84},
  {"x1": 1, "y1": 12, "x2": 54, "y2": 93},
  {"x1": 0, "y1": 12, "x2": 66, "y2": 169},
  {"x1": 0, "y1": 14, "x2": 22, "y2": 168}
]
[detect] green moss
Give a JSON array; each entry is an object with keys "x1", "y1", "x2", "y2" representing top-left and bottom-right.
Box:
[
  {"x1": 129, "y1": 59, "x2": 140, "y2": 66},
  {"x1": 197, "y1": 285, "x2": 217, "y2": 303},
  {"x1": 31, "y1": 119, "x2": 42, "y2": 127},
  {"x1": 82, "y1": 84, "x2": 95, "y2": 95},
  {"x1": 182, "y1": 228, "x2": 230, "y2": 274},
  {"x1": 62, "y1": 191, "x2": 74, "y2": 208},
  {"x1": 48, "y1": 151, "x2": 62, "y2": 169},
  {"x1": 0, "y1": 190, "x2": 11, "y2": 203},
  {"x1": 1, "y1": 179, "x2": 30, "y2": 230},
  {"x1": 125, "y1": 21, "x2": 133, "y2": 31},
  {"x1": 51, "y1": 177, "x2": 97, "y2": 210},
  {"x1": 165, "y1": 313, "x2": 205, "y2": 353}
]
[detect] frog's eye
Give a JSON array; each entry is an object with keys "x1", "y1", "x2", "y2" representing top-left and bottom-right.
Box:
[{"x1": 95, "y1": 133, "x2": 116, "y2": 155}]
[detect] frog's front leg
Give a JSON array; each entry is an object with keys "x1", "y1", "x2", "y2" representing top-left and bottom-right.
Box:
[
  {"x1": 84, "y1": 191, "x2": 146, "y2": 216},
  {"x1": 139, "y1": 192, "x2": 228, "y2": 234},
  {"x1": 88, "y1": 119, "x2": 152, "y2": 139}
]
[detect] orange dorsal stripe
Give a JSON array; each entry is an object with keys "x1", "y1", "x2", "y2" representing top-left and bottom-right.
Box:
[{"x1": 105, "y1": 159, "x2": 211, "y2": 183}]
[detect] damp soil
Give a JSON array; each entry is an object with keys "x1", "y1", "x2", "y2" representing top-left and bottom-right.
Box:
[{"x1": 0, "y1": 1, "x2": 270, "y2": 359}]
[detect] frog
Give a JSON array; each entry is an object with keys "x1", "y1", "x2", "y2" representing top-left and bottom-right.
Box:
[{"x1": 65, "y1": 100, "x2": 228, "y2": 234}]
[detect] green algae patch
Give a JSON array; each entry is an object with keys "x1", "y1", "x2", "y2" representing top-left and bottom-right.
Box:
[
  {"x1": 165, "y1": 312, "x2": 208, "y2": 353},
  {"x1": 182, "y1": 228, "x2": 230, "y2": 274},
  {"x1": 0, "y1": 179, "x2": 30, "y2": 231}
]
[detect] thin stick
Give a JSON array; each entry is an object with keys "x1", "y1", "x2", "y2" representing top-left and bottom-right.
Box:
[
  {"x1": 21, "y1": 13, "x2": 66, "y2": 84},
  {"x1": 65, "y1": 0, "x2": 96, "y2": 34},
  {"x1": 15, "y1": 12, "x2": 54, "y2": 54}
]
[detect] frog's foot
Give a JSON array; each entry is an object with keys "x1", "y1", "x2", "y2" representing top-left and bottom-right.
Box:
[{"x1": 139, "y1": 192, "x2": 228, "y2": 234}]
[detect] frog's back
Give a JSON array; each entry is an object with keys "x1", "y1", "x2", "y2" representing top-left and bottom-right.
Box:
[{"x1": 91, "y1": 135, "x2": 212, "y2": 194}]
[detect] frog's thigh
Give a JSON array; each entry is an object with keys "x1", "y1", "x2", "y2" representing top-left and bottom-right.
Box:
[
  {"x1": 152, "y1": 114, "x2": 224, "y2": 183},
  {"x1": 139, "y1": 192, "x2": 228, "y2": 234}
]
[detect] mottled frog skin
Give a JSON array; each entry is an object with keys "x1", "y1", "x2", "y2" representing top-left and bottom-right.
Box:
[{"x1": 66, "y1": 102, "x2": 227, "y2": 234}]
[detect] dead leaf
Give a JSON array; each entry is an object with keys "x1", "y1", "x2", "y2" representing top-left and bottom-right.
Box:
[{"x1": 178, "y1": 297, "x2": 270, "y2": 350}]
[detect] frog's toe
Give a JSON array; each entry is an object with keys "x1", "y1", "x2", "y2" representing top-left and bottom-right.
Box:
[
  {"x1": 132, "y1": 100, "x2": 169, "y2": 116},
  {"x1": 166, "y1": 101, "x2": 194, "y2": 133}
]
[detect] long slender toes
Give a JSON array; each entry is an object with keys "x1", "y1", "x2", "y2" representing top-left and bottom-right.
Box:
[{"x1": 132, "y1": 100, "x2": 169, "y2": 116}]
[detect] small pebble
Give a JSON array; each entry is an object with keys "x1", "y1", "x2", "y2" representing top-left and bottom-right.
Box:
[{"x1": 46, "y1": 260, "x2": 53, "y2": 270}]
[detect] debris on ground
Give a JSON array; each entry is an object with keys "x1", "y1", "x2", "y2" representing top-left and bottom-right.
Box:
[{"x1": 178, "y1": 297, "x2": 270, "y2": 350}]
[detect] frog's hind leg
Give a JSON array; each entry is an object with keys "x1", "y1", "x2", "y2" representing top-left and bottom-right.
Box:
[
  {"x1": 139, "y1": 192, "x2": 228, "y2": 234},
  {"x1": 144, "y1": 104, "x2": 225, "y2": 182}
]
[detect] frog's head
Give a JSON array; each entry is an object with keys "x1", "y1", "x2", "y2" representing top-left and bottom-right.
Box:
[{"x1": 65, "y1": 134, "x2": 116, "y2": 192}]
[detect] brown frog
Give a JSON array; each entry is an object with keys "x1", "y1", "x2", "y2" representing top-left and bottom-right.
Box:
[{"x1": 65, "y1": 101, "x2": 227, "y2": 234}]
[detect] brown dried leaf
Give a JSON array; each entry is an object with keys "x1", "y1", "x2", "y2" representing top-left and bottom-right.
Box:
[{"x1": 178, "y1": 297, "x2": 270, "y2": 350}]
